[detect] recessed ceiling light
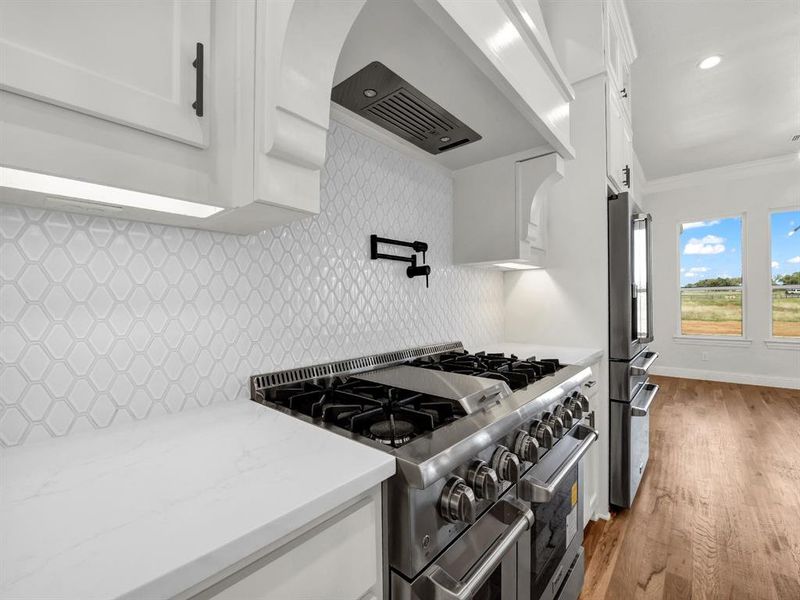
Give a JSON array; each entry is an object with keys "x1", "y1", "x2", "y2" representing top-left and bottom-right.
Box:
[
  {"x1": 0, "y1": 167, "x2": 224, "y2": 218},
  {"x1": 363, "y1": 88, "x2": 377, "y2": 98},
  {"x1": 698, "y1": 55, "x2": 721, "y2": 70}
]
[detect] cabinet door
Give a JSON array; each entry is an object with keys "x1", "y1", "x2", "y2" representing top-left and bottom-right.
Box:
[
  {"x1": 606, "y1": 85, "x2": 623, "y2": 191},
  {"x1": 209, "y1": 496, "x2": 380, "y2": 600},
  {"x1": 0, "y1": 0, "x2": 210, "y2": 147}
]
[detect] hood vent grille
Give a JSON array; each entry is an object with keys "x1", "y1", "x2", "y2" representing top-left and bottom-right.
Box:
[{"x1": 332, "y1": 62, "x2": 481, "y2": 155}]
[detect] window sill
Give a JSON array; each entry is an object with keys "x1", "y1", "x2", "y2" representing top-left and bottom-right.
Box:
[
  {"x1": 764, "y1": 338, "x2": 800, "y2": 350},
  {"x1": 673, "y1": 335, "x2": 753, "y2": 348}
]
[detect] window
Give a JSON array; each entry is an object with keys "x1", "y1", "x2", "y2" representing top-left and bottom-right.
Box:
[
  {"x1": 679, "y1": 216, "x2": 743, "y2": 336},
  {"x1": 770, "y1": 210, "x2": 800, "y2": 338}
]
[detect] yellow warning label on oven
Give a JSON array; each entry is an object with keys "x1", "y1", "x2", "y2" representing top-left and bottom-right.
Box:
[{"x1": 571, "y1": 482, "x2": 578, "y2": 506}]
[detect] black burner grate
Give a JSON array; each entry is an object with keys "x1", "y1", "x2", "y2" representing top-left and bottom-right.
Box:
[
  {"x1": 410, "y1": 351, "x2": 563, "y2": 391},
  {"x1": 268, "y1": 378, "x2": 464, "y2": 448}
]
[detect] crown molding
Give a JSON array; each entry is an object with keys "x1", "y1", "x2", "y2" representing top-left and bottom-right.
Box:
[{"x1": 643, "y1": 153, "x2": 800, "y2": 195}]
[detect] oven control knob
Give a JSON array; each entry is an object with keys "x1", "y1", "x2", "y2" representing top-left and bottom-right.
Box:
[
  {"x1": 554, "y1": 404, "x2": 573, "y2": 429},
  {"x1": 530, "y1": 420, "x2": 554, "y2": 450},
  {"x1": 542, "y1": 411, "x2": 564, "y2": 439},
  {"x1": 491, "y1": 446, "x2": 521, "y2": 483},
  {"x1": 466, "y1": 460, "x2": 499, "y2": 501},
  {"x1": 573, "y1": 391, "x2": 590, "y2": 413},
  {"x1": 513, "y1": 431, "x2": 540, "y2": 464},
  {"x1": 439, "y1": 477, "x2": 477, "y2": 524},
  {"x1": 565, "y1": 396, "x2": 584, "y2": 420}
]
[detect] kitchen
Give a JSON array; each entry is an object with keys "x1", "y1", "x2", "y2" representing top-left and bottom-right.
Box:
[{"x1": 1, "y1": 1, "x2": 798, "y2": 600}]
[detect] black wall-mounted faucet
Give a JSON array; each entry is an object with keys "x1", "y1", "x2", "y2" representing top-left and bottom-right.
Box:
[{"x1": 370, "y1": 234, "x2": 431, "y2": 288}]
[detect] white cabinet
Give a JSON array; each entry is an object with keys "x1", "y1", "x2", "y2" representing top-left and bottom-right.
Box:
[
  {"x1": 578, "y1": 358, "x2": 609, "y2": 526},
  {"x1": 603, "y1": 0, "x2": 635, "y2": 193},
  {"x1": 604, "y1": 0, "x2": 634, "y2": 126},
  {"x1": 0, "y1": 0, "x2": 363, "y2": 234},
  {"x1": 606, "y1": 85, "x2": 632, "y2": 193},
  {"x1": 0, "y1": 0, "x2": 255, "y2": 231},
  {"x1": 453, "y1": 150, "x2": 564, "y2": 270},
  {"x1": 201, "y1": 489, "x2": 383, "y2": 600},
  {"x1": 0, "y1": 0, "x2": 211, "y2": 148}
]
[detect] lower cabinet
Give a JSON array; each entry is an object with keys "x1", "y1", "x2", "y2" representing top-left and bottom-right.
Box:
[
  {"x1": 200, "y1": 487, "x2": 383, "y2": 600},
  {"x1": 579, "y1": 359, "x2": 608, "y2": 526}
]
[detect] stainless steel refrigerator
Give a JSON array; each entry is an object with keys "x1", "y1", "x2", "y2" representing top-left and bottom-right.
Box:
[{"x1": 608, "y1": 191, "x2": 659, "y2": 508}]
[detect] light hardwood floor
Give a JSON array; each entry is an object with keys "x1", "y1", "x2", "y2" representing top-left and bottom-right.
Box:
[{"x1": 580, "y1": 375, "x2": 800, "y2": 600}]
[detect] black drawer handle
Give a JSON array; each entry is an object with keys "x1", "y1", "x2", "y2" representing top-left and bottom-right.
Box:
[{"x1": 192, "y1": 42, "x2": 204, "y2": 117}]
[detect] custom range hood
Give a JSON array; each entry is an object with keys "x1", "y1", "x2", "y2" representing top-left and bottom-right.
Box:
[{"x1": 328, "y1": 0, "x2": 576, "y2": 170}]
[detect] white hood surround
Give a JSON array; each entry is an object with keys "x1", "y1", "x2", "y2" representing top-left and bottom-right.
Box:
[{"x1": 267, "y1": 0, "x2": 575, "y2": 220}]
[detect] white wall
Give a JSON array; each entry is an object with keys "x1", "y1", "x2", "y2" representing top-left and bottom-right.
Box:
[
  {"x1": 504, "y1": 74, "x2": 610, "y2": 518},
  {"x1": 643, "y1": 158, "x2": 800, "y2": 388},
  {"x1": 0, "y1": 121, "x2": 505, "y2": 447}
]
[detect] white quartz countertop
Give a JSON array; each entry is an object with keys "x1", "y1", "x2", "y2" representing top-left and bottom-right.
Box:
[
  {"x1": 480, "y1": 342, "x2": 604, "y2": 368},
  {"x1": 0, "y1": 401, "x2": 395, "y2": 600}
]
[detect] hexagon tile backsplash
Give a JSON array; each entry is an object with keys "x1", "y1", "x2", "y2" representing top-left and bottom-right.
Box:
[{"x1": 0, "y1": 121, "x2": 504, "y2": 446}]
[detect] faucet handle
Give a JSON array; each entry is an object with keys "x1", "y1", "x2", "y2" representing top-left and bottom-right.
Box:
[{"x1": 407, "y1": 264, "x2": 431, "y2": 287}]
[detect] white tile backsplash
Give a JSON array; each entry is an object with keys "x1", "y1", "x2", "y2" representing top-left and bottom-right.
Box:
[{"x1": 0, "y1": 121, "x2": 504, "y2": 446}]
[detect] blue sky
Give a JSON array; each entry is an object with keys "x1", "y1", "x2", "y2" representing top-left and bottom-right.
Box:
[
  {"x1": 679, "y1": 217, "x2": 742, "y2": 286},
  {"x1": 679, "y1": 211, "x2": 800, "y2": 287},
  {"x1": 770, "y1": 210, "x2": 800, "y2": 279}
]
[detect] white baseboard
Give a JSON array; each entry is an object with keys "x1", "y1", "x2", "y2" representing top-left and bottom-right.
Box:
[{"x1": 650, "y1": 366, "x2": 800, "y2": 390}]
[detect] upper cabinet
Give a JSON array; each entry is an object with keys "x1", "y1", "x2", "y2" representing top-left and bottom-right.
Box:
[
  {"x1": 604, "y1": 0, "x2": 636, "y2": 193},
  {"x1": 604, "y1": 0, "x2": 635, "y2": 126},
  {"x1": 0, "y1": 0, "x2": 257, "y2": 232},
  {"x1": 453, "y1": 150, "x2": 564, "y2": 269},
  {"x1": 0, "y1": 1, "x2": 211, "y2": 148}
]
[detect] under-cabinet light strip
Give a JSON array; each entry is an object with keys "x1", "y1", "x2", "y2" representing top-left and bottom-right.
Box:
[
  {"x1": 494, "y1": 262, "x2": 540, "y2": 270},
  {"x1": 0, "y1": 167, "x2": 224, "y2": 219}
]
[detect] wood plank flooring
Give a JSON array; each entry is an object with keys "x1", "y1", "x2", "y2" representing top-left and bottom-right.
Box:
[{"x1": 580, "y1": 375, "x2": 800, "y2": 600}]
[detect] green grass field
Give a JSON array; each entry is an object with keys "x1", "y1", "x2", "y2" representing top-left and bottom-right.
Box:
[{"x1": 680, "y1": 288, "x2": 800, "y2": 337}]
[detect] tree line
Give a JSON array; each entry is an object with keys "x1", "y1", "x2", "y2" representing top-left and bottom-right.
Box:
[{"x1": 682, "y1": 271, "x2": 800, "y2": 288}]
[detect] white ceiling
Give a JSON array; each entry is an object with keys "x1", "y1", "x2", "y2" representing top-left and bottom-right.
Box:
[{"x1": 627, "y1": 0, "x2": 800, "y2": 180}]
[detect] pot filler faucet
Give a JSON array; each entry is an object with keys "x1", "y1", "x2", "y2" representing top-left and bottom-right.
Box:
[{"x1": 370, "y1": 234, "x2": 431, "y2": 287}]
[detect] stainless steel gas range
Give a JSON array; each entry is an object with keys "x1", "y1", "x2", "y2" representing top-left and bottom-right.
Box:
[{"x1": 250, "y1": 342, "x2": 598, "y2": 600}]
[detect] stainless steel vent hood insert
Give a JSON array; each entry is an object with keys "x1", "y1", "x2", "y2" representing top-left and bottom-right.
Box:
[{"x1": 331, "y1": 61, "x2": 481, "y2": 155}]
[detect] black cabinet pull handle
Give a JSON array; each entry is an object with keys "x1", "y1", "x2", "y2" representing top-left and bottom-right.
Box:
[{"x1": 192, "y1": 42, "x2": 204, "y2": 117}]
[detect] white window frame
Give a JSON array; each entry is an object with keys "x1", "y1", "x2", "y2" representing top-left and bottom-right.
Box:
[
  {"x1": 674, "y1": 212, "x2": 748, "y2": 343},
  {"x1": 767, "y1": 207, "x2": 800, "y2": 344}
]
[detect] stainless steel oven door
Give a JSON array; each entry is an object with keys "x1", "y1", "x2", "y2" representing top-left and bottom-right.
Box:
[
  {"x1": 517, "y1": 423, "x2": 597, "y2": 600},
  {"x1": 391, "y1": 498, "x2": 534, "y2": 600}
]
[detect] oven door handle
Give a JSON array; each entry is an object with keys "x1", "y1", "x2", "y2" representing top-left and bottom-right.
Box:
[
  {"x1": 420, "y1": 501, "x2": 534, "y2": 600},
  {"x1": 518, "y1": 424, "x2": 598, "y2": 503},
  {"x1": 631, "y1": 382, "x2": 659, "y2": 417},
  {"x1": 630, "y1": 351, "x2": 659, "y2": 376}
]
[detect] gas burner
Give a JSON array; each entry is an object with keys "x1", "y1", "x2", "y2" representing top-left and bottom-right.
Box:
[
  {"x1": 368, "y1": 418, "x2": 416, "y2": 446},
  {"x1": 266, "y1": 377, "x2": 464, "y2": 448},
  {"x1": 410, "y1": 351, "x2": 564, "y2": 391}
]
